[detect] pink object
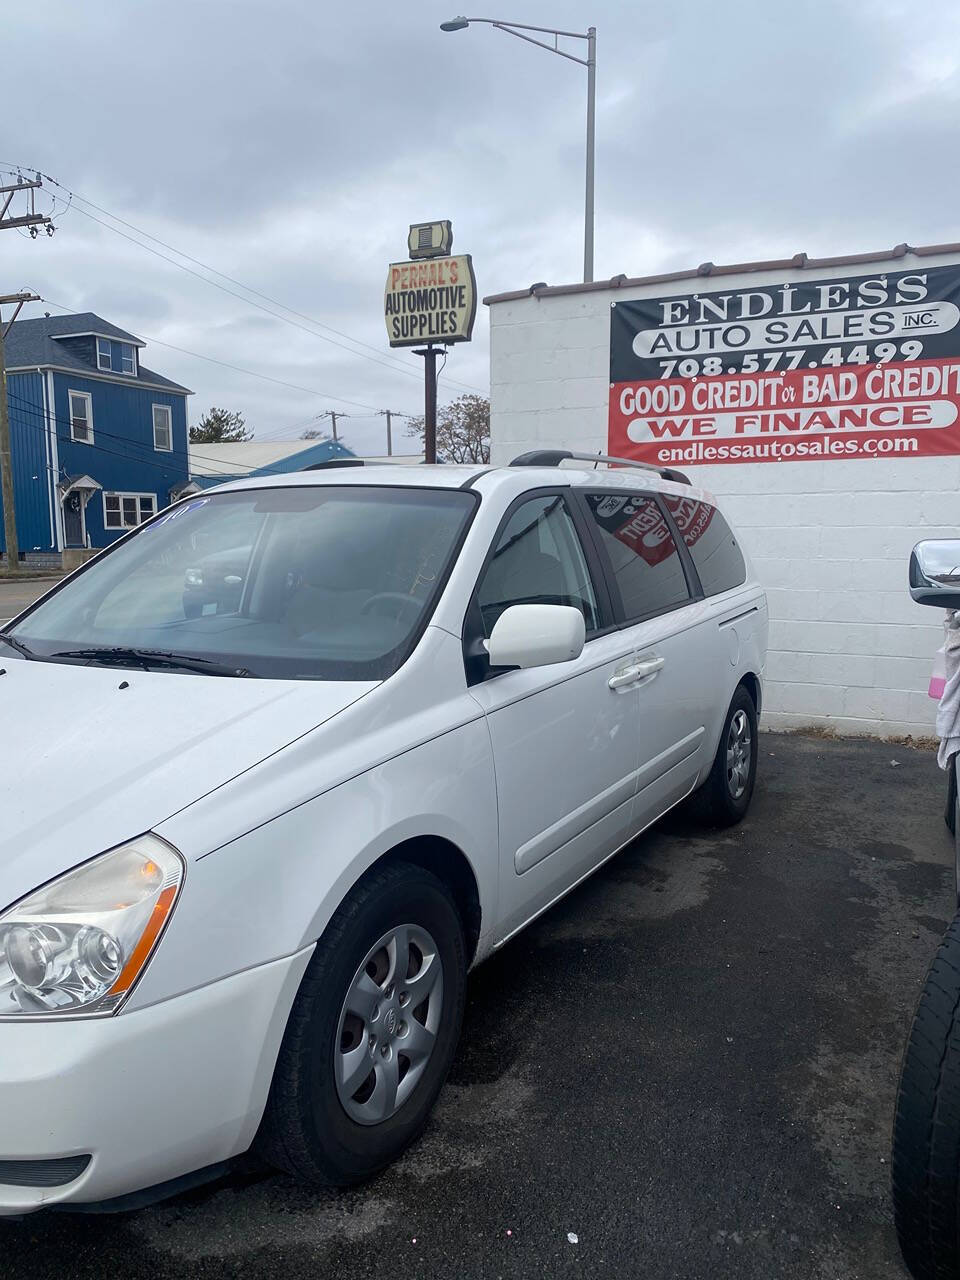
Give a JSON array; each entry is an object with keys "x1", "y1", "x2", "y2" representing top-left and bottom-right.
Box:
[{"x1": 931, "y1": 644, "x2": 948, "y2": 700}]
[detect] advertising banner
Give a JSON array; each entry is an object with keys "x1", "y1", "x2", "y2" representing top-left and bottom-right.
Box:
[{"x1": 608, "y1": 263, "x2": 960, "y2": 466}]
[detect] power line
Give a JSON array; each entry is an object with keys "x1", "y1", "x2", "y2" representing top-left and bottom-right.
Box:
[
  {"x1": 6, "y1": 164, "x2": 486, "y2": 396},
  {"x1": 6, "y1": 391, "x2": 339, "y2": 481},
  {"x1": 36, "y1": 296, "x2": 412, "y2": 415}
]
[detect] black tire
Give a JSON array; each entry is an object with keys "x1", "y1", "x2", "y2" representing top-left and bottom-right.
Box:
[
  {"x1": 692, "y1": 684, "x2": 758, "y2": 827},
  {"x1": 893, "y1": 913, "x2": 960, "y2": 1280},
  {"x1": 256, "y1": 861, "x2": 466, "y2": 1186},
  {"x1": 945, "y1": 757, "x2": 956, "y2": 837}
]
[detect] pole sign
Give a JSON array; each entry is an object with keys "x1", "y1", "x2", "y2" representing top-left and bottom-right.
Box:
[
  {"x1": 384, "y1": 255, "x2": 477, "y2": 348},
  {"x1": 608, "y1": 263, "x2": 960, "y2": 466}
]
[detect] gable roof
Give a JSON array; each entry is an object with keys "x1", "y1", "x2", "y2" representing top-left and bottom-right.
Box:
[{"x1": 5, "y1": 312, "x2": 192, "y2": 394}]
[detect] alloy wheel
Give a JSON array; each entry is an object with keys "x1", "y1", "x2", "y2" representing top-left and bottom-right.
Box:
[{"x1": 726, "y1": 709, "x2": 752, "y2": 800}]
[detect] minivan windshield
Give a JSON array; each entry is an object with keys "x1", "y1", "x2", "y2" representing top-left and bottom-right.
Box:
[{"x1": 7, "y1": 485, "x2": 476, "y2": 680}]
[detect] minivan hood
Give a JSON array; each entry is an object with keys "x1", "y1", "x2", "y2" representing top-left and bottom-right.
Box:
[{"x1": 0, "y1": 658, "x2": 376, "y2": 908}]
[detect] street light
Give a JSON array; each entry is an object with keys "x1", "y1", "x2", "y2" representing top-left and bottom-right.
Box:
[{"x1": 441, "y1": 15, "x2": 597, "y2": 283}]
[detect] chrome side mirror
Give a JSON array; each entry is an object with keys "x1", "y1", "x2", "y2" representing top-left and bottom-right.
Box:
[{"x1": 910, "y1": 539, "x2": 960, "y2": 609}]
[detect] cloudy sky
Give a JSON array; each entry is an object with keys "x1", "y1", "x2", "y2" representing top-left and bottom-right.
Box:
[{"x1": 4, "y1": 0, "x2": 959, "y2": 455}]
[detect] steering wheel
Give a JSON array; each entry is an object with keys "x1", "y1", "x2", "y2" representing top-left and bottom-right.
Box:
[{"x1": 360, "y1": 592, "x2": 422, "y2": 623}]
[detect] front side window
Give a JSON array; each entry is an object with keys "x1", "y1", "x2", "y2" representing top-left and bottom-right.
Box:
[
  {"x1": 583, "y1": 492, "x2": 689, "y2": 622},
  {"x1": 153, "y1": 404, "x2": 173, "y2": 451},
  {"x1": 663, "y1": 496, "x2": 746, "y2": 597},
  {"x1": 104, "y1": 492, "x2": 156, "y2": 530},
  {"x1": 476, "y1": 494, "x2": 599, "y2": 637},
  {"x1": 69, "y1": 391, "x2": 93, "y2": 443},
  {"x1": 11, "y1": 486, "x2": 476, "y2": 681}
]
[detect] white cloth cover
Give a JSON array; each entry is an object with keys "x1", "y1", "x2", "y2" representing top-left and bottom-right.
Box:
[{"x1": 937, "y1": 610, "x2": 960, "y2": 769}]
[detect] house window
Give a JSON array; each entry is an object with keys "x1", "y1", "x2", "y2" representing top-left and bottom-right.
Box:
[
  {"x1": 152, "y1": 404, "x2": 173, "y2": 452},
  {"x1": 104, "y1": 492, "x2": 156, "y2": 530},
  {"x1": 69, "y1": 391, "x2": 93, "y2": 443},
  {"x1": 96, "y1": 338, "x2": 137, "y2": 375}
]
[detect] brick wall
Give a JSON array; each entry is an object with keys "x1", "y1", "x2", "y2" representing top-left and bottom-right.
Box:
[{"x1": 487, "y1": 253, "x2": 960, "y2": 739}]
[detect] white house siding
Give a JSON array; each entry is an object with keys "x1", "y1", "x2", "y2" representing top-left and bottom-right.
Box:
[{"x1": 487, "y1": 250, "x2": 960, "y2": 739}]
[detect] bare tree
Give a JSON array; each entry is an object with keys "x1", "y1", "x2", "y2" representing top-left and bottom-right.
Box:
[{"x1": 406, "y1": 394, "x2": 490, "y2": 463}]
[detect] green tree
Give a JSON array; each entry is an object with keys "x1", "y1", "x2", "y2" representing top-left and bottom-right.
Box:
[
  {"x1": 406, "y1": 394, "x2": 490, "y2": 463},
  {"x1": 190, "y1": 407, "x2": 250, "y2": 443}
]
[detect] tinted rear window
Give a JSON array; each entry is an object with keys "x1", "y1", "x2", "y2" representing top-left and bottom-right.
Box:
[
  {"x1": 583, "y1": 493, "x2": 690, "y2": 622},
  {"x1": 663, "y1": 496, "x2": 746, "y2": 597}
]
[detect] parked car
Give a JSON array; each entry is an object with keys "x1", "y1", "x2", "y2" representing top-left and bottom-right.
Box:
[
  {"x1": 0, "y1": 453, "x2": 766, "y2": 1214},
  {"x1": 893, "y1": 538, "x2": 960, "y2": 1280}
]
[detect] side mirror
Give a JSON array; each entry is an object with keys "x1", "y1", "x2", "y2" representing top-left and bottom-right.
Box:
[
  {"x1": 486, "y1": 604, "x2": 586, "y2": 669},
  {"x1": 910, "y1": 539, "x2": 960, "y2": 609}
]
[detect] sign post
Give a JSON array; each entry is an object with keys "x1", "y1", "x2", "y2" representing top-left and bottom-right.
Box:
[{"x1": 384, "y1": 221, "x2": 476, "y2": 463}]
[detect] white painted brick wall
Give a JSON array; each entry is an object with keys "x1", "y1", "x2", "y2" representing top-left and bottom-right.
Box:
[{"x1": 488, "y1": 253, "x2": 960, "y2": 739}]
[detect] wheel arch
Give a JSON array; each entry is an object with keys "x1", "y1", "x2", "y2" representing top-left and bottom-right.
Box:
[
  {"x1": 738, "y1": 671, "x2": 762, "y2": 720},
  {"x1": 367, "y1": 835, "x2": 483, "y2": 966}
]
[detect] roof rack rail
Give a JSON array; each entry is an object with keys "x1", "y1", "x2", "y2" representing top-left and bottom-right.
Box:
[
  {"x1": 509, "y1": 449, "x2": 691, "y2": 485},
  {"x1": 302, "y1": 459, "x2": 365, "y2": 470}
]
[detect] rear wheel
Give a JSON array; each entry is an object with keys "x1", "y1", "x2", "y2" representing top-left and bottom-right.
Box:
[
  {"x1": 257, "y1": 862, "x2": 466, "y2": 1185},
  {"x1": 693, "y1": 685, "x2": 758, "y2": 827},
  {"x1": 892, "y1": 913, "x2": 960, "y2": 1279}
]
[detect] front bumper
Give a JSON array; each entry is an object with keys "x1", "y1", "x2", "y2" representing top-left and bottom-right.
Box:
[{"x1": 0, "y1": 947, "x2": 312, "y2": 1215}]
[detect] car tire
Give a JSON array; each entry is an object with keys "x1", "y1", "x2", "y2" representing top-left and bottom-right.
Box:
[
  {"x1": 892, "y1": 912, "x2": 960, "y2": 1280},
  {"x1": 256, "y1": 861, "x2": 467, "y2": 1186},
  {"x1": 945, "y1": 756, "x2": 957, "y2": 837},
  {"x1": 692, "y1": 684, "x2": 758, "y2": 827}
]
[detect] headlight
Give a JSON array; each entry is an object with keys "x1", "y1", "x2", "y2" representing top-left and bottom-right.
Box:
[
  {"x1": 0, "y1": 835, "x2": 184, "y2": 1018},
  {"x1": 184, "y1": 567, "x2": 204, "y2": 587}
]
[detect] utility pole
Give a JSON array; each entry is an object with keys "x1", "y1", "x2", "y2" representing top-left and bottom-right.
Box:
[
  {"x1": 0, "y1": 293, "x2": 41, "y2": 573},
  {"x1": 0, "y1": 175, "x2": 52, "y2": 573},
  {"x1": 378, "y1": 409, "x2": 398, "y2": 457}
]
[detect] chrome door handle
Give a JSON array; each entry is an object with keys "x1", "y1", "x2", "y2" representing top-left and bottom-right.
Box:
[
  {"x1": 608, "y1": 664, "x2": 641, "y2": 690},
  {"x1": 633, "y1": 655, "x2": 665, "y2": 680}
]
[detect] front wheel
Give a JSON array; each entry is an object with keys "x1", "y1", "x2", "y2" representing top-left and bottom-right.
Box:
[
  {"x1": 257, "y1": 862, "x2": 466, "y2": 1186},
  {"x1": 693, "y1": 685, "x2": 758, "y2": 827}
]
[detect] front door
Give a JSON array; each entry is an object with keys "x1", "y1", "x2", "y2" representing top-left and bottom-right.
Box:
[
  {"x1": 63, "y1": 493, "x2": 84, "y2": 547},
  {"x1": 465, "y1": 492, "x2": 644, "y2": 947}
]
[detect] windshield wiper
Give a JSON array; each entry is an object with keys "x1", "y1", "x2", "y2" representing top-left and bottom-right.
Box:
[
  {"x1": 49, "y1": 647, "x2": 256, "y2": 677},
  {"x1": 0, "y1": 631, "x2": 35, "y2": 660}
]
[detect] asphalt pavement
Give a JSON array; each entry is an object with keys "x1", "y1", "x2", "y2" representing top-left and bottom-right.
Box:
[
  {"x1": 0, "y1": 578, "x2": 60, "y2": 625},
  {"x1": 0, "y1": 733, "x2": 950, "y2": 1279}
]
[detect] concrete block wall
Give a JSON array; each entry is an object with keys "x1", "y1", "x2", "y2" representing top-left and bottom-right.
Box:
[{"x1": 488, "y1": 256, "x2": 960, "y2": 739}]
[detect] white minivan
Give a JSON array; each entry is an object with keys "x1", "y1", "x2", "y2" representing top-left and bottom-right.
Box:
[{"x1": 0, "y1": 452, "x2": 766, "y2": 1213}]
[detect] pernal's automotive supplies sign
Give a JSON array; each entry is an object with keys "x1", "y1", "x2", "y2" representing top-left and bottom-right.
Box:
[
  {"x1": 384, "y1": 255, "x2": 477, "y2": 348},
  {"x1": 608, "y1": 264, "x2": 960, "y2": 466}
]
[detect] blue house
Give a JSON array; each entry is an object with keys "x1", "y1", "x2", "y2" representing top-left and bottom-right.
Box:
[{"x1": 1, "y1": 312, "x2": 191, "y2": 563}]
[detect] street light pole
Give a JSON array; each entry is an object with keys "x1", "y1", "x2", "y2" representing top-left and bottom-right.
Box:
[
  {"x1": 441, "y1": 15, "x2": 597, "y2": 283},
  {"x1": 584, "y1": 25, "x2": 596, "y2": 284}
]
